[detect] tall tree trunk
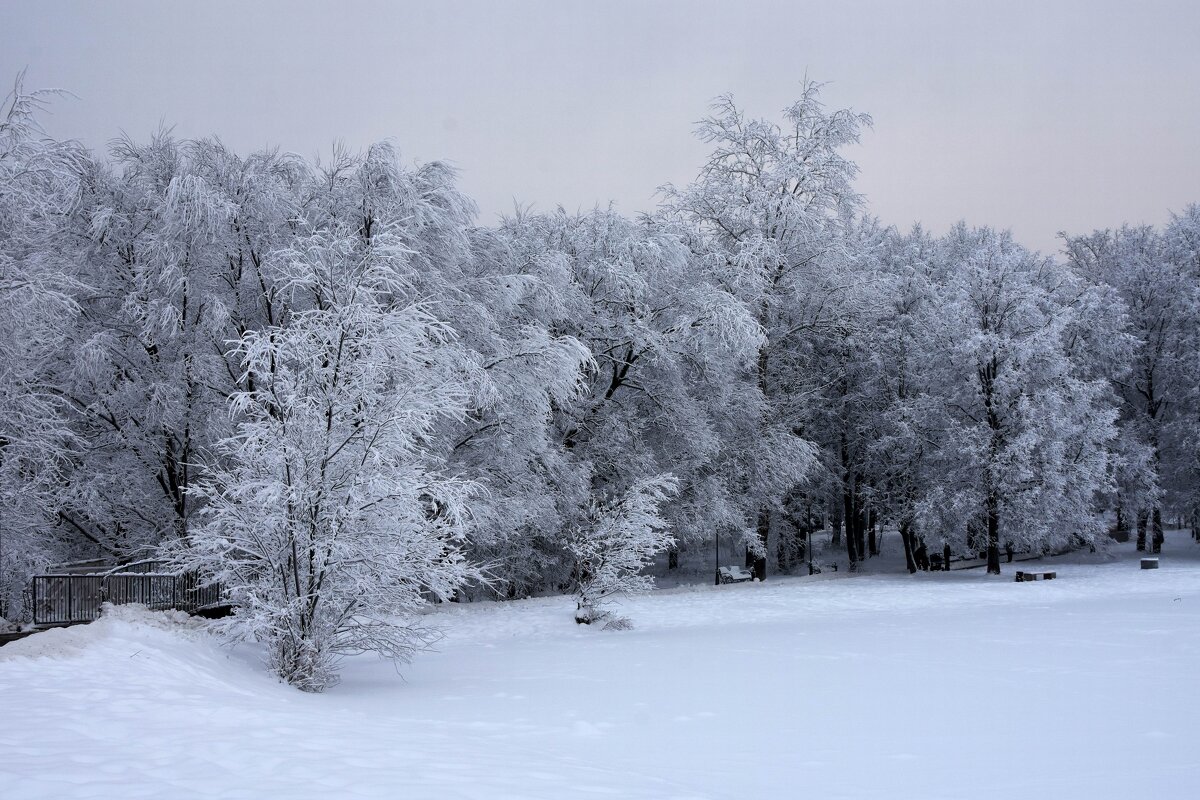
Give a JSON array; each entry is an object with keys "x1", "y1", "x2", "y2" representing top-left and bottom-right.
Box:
[
  {"x1": 867, "y1": 507, "x2": 878, "y2": 556},
  {"x1": 981, "y1": 353, "x2": 1002, "y2": 575},
  {"x1": 748, "y1": 343, "x2": 772, "y2": 581},
  {"x1": 790, "y1": 520, "x2": 808, "y2": 572},
  {"x1": 667, "y1": 546, "x2": 679, "y2": 570},
  {"x1": 1136, "y1": 511, "x2": 1147, "y2": 552},
  {"x1": 900, "y1": 519, "x2": 917, "y2": 574},
  {"x1": 1115, "y1": 502, "x2": 1131, "y2": 543},
  {"x1": 843, "y1": 485, "x2": 859, "y2": 571},
  {"x1": 1151, "y1": 507, "x2": 1164, "y2": 554},
  {"x1": 853, "y1": 506, "x2": 867, "y2": 565},
  {"x1": 986, "y1": 490, "x2": 1001, "y2": 575},
  {"x1": 714, "y1": 531, "x2": 721, "y2": 586},
  {"x1": 744, "y1": 513, "x2": 769, "y2": 580},
  {"x1": 840, "y1": 432, "x2": 859, "y2": 570}
]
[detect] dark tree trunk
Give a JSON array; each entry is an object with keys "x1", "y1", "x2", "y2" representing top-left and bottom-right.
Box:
[
  {"x1": 746, "y1": 508, "x2": 768, "y2": 581},
  {"x1": 1115, "y1": 503, "x2": 1131, "y2": 543},
  {"x1": 850, "y1": 480, "x2": 866, "y2": 562},
  {"x1": 714, "y1": 532, "x2": 721, "y2": 586},
  {"x1": 867, "y1": 508, "x2": 879, "y2": 556},
  {"x1": 943, "y1": 543, "x2": 952, "y2": 572},
  {"x1": 986, "y1": 491, "x2": 1001, "y2": 575},
  {"x1": 854, "y1": 508, "x2": 867, "y2": 564},
  {"x1": 980, "y1": 353, "x2": 1003, "y2": 576},
  {"x1": 1136, "y1": 512, "x2": 1147, "y2": 552},
  {"x1": 668, "y1": 547, "x2": 679, "y2": 570},
  {"x1": 777, "y1": 518, "x2": 804, "y2": 573},
  {"x1": 914, "y1": 537, "x2": 929, "y2": 571},
  {"x1": 840, "y1": 432, "x2": 859, "y2": 570},
  {"x1": 843, "y1": 487, "x2": 859, "y2": 571},
  {"x1": 900, "y1": 520, "x2": 917, "y2": 574},
  {"x1": 1151, "y1": 507, "x2": 1164, "y2": 554},
  {"x1": 831, "y1": 503, "x2": 842, "y2": 548}
]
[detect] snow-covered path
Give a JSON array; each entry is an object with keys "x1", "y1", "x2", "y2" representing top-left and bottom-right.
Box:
[{"x1": 3, "y1": 539, "x2": 1199, "y2": 799}]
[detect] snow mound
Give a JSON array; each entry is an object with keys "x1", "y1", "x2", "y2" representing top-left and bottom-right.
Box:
[{"x1": 0, "y1": 604, "x2": 209, "y2": 662}]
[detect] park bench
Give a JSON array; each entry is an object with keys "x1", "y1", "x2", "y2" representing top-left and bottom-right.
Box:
[
  {"x1": 1014, "y1": 570, "x2": 1056, "y2": 582},
  {"x1": 717, "y1": 566, "x2": 754, "y2": 584}
]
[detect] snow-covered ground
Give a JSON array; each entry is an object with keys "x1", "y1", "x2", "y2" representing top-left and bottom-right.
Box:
[{"x1": 3, "y1": 535, "x2": 1198, "y2": 800}]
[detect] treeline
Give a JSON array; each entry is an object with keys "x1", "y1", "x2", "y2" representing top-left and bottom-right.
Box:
[{"x1": 2, "y1": 78, "x2": 1198, "y2": 687}]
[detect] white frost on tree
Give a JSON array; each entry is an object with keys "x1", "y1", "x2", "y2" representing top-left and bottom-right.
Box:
[
  {"x1": 911, "y1": 226, "x2": 1127, "y2": 572},
  {"x1": 663, "y1": 81, "x2": 869, "y2": 578},
  {"x1": 177, "y1": 227, "x2": 481, "y2": 691},
  {"x1": 1064, "y1": 214, "x2": 1200, "y2": 550},
  {"x1": 572, "y1": 475, "x2": 678, "y2": 629},
  {"x1": 0, "y1": 74, "x2": 85, "y2": 617}
]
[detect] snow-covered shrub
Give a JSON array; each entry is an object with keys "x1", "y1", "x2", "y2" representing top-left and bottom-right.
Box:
[{"x1": 571, "y1": 475, "x2": 678, "y2": 628}]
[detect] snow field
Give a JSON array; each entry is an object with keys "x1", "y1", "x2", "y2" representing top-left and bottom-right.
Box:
[{"x1": 2, "y1": 536, "x2": 1199, "y2": 799}]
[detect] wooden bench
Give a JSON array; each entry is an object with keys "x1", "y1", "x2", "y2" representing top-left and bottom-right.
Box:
[
  {"x1": 1014, "y1": 570, "x2": 1056, "y2": 582},
  {"x1": 717, "y1": 566, "x2": 754, "y2": 584}
]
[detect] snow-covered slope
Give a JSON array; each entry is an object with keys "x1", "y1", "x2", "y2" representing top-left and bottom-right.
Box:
[{"x1": 2, "y1": 537, "x2": 1198, "y2": 799}]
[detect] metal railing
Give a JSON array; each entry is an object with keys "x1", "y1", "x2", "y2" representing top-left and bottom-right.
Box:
[{"x1": 31, "y1": 572, "x2": 225, "y2": 625}]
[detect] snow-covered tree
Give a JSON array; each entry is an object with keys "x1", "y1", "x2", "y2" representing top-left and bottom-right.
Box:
[
  {"x1": 0, "y1": 74, "x2": 85, "y2": 617},
  {"x1": 914, "y1": 226, "x2": 1126, "y2": 573},
  {"x1": 866, "y1": 227, "x2": 943, "y2": 571},
  {"x1": 497, "y1": 208, "x2": 771, "y2": 590},
  {"x1": 790, "y1": 216, "x2": 895, "y2": 570},
  {"x1": 178, "y1": 226, "x2": 481, "y2": 691},
  {"x1": 7, "y1": 66, "x2": 1200, "y2": 648},
  {"x1": 438, "y1": 226, "x2": 593, "y2": 597},
  {"x1": 1159, "y1": 207, "x2": 1200, "y2": 538},
  {"x1": 664, "y1": 80, "x2": 870, "y2": 578},
  {"x1": 571, "y1": 474, "x2": 678, "y2": 628},
  {"x1": 55, "y1": 133, "x2": 307, "y2": 560},
  {"x1": 1065, "y1": 214, "x2": 1200, "y2": 550}
]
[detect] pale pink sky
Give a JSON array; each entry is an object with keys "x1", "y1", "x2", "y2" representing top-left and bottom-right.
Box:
[{"x1": 4, "y1": 0, "x2": 1199, "y2": 255}]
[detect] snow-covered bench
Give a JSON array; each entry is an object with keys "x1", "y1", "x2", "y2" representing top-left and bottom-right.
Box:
[
  {"x1": 717, "y1": 566, "x2": 754, "y2": 584},
  {"x1": 1014, "y1": 570, "x2": 1056, "y2": 582}
]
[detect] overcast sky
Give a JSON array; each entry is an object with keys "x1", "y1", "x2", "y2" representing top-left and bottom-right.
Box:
[{"x1": 4, "y1": 0, "x2": 1199, "y2": 254}]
